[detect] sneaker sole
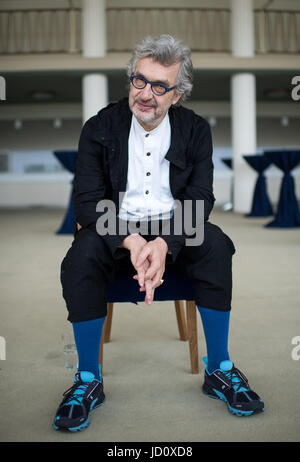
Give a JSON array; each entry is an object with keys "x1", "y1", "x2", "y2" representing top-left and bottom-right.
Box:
[
  {"x1": 52, "y1": 396, "x2": 105, "y2": 432},
  {"x1": 202, "y1": 385, "x2": 264, "y2": 417}
]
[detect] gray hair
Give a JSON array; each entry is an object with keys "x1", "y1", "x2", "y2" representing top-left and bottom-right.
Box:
[{"x1": 127, "y1": 34, "x2": 193, "y2": 104}]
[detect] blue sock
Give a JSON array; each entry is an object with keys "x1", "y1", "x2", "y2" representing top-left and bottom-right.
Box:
[
  {"x1": 197, "y1": 306, "x2": 230, "y2": 374},
  {"x1": 72, "y1": 317, "x2": 106, "y2": 381}
]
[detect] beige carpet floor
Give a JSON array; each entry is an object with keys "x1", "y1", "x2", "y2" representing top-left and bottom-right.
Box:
[{"x1": 0, "y1": 206, "x2": 299, "y2": 442}]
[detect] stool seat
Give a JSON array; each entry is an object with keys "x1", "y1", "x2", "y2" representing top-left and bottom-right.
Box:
[{"x1": 107, "y1": 266, "x2": 195, "y2": 303}]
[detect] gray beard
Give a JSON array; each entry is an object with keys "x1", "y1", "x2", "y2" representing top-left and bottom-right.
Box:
[{"x1": 131, "y1": 102, "x2": 162, "y2": 129}]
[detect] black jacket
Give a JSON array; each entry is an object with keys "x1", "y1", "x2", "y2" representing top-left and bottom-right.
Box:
[{"x1": 73, "y1": 97, "x2": 215, "y2": 261}]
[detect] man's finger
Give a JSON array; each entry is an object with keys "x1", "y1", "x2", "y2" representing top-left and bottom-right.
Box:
[
  {"x1": 145, "y1": 279, "x2": 154, "y2": 305},
  {"x1": 152, "y1": 272, "x2": 165, "y2": 289},
  {"x1": 137, "y1": 266, "x2": 145, "y2": 288},
  {"x1": 136, "y1": 246, "x2": 151, "y2": 267},
  {"x1": 144, "y1": 263, "x2": 160, "y2": 281}
]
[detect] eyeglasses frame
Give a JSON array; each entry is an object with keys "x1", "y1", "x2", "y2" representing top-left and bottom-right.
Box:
[{"x1": 130, "y1": 75, "x2": 177, "y2": 96}]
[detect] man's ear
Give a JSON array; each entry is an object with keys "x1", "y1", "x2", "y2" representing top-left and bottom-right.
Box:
[{"x1": 172, "y1": 92, "x2": 182, "y2": 106}]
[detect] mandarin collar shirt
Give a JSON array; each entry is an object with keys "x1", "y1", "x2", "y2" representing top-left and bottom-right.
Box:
[{"x1": 118, "y1": 112, "x2": 175, "y2": 222}]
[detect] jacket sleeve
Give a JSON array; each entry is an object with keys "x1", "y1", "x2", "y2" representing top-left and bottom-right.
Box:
[
  {"x1": 160, "y1": 119, "x2": 215, "y2": 261},
  {"x1": 72, "y1": 116, "x2": 130, "y2": 259}
]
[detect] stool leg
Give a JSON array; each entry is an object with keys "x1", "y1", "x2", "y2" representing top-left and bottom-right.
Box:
[
  {"x1": 186, "y1": 301, "x2": 199, "y2": 374},
  {"x1": 98, "y1": 303, "x2": 114, "y2": 375},
  {"x1": 174, "y1": 300, "x2": 188, "y2": 341},
  {"x1": 104, "y1": 303, "x2": 113, "y2": 343}
]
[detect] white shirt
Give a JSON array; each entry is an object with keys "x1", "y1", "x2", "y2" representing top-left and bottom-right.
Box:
[{"x1": 118, "y1": 112, "x2": 175, "y2": 222}]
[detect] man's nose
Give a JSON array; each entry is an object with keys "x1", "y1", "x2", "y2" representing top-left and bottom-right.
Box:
[{"x1": 140, "y1": 82, "x2": 153, "y2": 99}]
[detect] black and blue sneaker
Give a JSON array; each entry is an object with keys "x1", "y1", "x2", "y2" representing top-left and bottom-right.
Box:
[
  {"x1": 53, "y1": 371, "x2": 105, "y2": 432},
  {"x1": 202, "y1": 357, "x2": 265, "y2": 416}
]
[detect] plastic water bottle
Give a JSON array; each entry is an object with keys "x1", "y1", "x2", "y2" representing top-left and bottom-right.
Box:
[{"x1": 61, "y1": 333, "x2": 77, "y2": 371}]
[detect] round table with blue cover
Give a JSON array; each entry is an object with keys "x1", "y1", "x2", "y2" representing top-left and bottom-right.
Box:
[
  {"x1": 221, "y1": 157, "x2": 232, "y2": 170},
  {"x1": 221, "y1": 157, "x2": 233, "y2": 211},
  {"x1": 264, "y1": 150, "x2": 300, "y2": 228},
  {"x1": 53, "y1": 150, "x2": 78, "y2": 234},
  {"x1": 243, "y1": 154, "x2": 273, "y2": 217}
]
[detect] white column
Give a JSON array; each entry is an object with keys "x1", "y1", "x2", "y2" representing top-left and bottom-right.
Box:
[
  {"x1": 82, "y1": 0, "x2": 108, "y2": 124},
  {"x1": 82, "y1": 74, "x2": 108, "y2": 123},
  {"x1": 231, "y1": 0, "x2": 254, "y2": 57},
  {"x1": 231, "y1": 74, "x2": 257, "y2": 212},
  {"x1": 82, "y1": 0, "x2": 106, "y2": 57},
  {"x1": 230, "y1": 0, "x2": 257, "y2": 213}
]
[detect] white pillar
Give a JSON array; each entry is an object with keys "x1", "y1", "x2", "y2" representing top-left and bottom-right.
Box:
[
  {"x1": 231, "y1": 74, "x2": 257, "y2": 212},
  {"x1": 230, "y1": 0, "x2": 257, "y2": 213},
  {"x1": 231, "y1": 0, "x2": 254, "y2": 57},
  {"x1": 82, "y1": 74, "x2": 108, "y2": 123},
  {"x1": 82, "y1": 0, "x2": 106, "y2": 57},
  {"x1": 82, "y1": 0, "x2": 108, "y2": 124}
]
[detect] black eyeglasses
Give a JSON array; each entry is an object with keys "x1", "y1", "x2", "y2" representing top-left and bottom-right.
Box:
[{"x1": 130, "y1": 75, "x2": 177, "y2": 96}]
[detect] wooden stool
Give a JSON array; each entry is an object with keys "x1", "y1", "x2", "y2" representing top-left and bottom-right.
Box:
[{"x1": 99, "y1": 299, "x2": 198, "y2": 374}]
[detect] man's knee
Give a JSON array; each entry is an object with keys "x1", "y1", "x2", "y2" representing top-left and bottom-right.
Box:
[
  {"x1": 183, "y1": 222, "x2": 235, "y2": 263},
  {"x1": 62, "y1": 228, "x2": 110, "y2": 272},
  {"x1": 60, "y1": 229, "x2": 111, "y2": 322},
  {"x1": 183, "y1": 223, "x2": 234, "y2": 310},
  {"x1": 203, "y1": 223, "x2": 235, "y2": 258}
]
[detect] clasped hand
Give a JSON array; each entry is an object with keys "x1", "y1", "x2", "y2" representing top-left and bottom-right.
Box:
[{"x1": 121, "y1": 234, "x2": 168, "y2": 305}]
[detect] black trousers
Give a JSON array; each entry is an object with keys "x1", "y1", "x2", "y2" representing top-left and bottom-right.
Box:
[{"x1": 60, "y1": 222, "x2": 236, "y2": 323}]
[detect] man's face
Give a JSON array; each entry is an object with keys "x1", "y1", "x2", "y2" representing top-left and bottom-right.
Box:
[{"x1": 128, "y1": 57, "x2": 181, "y2": 131}]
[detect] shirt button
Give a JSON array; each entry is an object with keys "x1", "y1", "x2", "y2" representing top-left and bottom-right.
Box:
[
  {"x1": 146, "y1": 152, "x2": 151, "y2": 156},
  {"x1": 146, "y1": 172, "x2": 151, "y2": 176},
  {"x1": 145, "y1": 190, "x2": 149, "y2": 194},
  {"x1": 145, "y1": 133, "x2": 149, "y2": 137}
]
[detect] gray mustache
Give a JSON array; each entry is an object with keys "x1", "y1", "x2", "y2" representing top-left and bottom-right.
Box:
[{"x1": 134, "y1": 98, "x2": 157, "y2": 108}]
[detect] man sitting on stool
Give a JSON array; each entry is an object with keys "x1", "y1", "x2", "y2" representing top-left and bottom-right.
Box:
[{"x1": 53, "y1": 34, "x2": 264, "y2": 432}]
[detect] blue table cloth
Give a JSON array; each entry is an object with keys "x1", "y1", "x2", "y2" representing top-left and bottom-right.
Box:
[
  {"x1": 221, "y1": 158, "x2": 232, "y2": 170},
  {"x1": 264, "y1": 150, "x2": 300, "y2": 228},
  {"x1": 243, "y1": 154, "x2": 273, "y2": 217},
  {"x1": 221, "y1": 157, "x2": 233, "y2": 211},
  {"x1": 53, "y1": 150, "x2": 77, "y2": 234}
]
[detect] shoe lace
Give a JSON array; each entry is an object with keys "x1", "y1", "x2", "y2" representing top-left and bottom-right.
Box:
[
  {"x1": 223, "y1": 366, "x2": 249, "y2": 393},
  {"x1": 63, "y1": 381, "x2": 89, "y2": 406}
]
